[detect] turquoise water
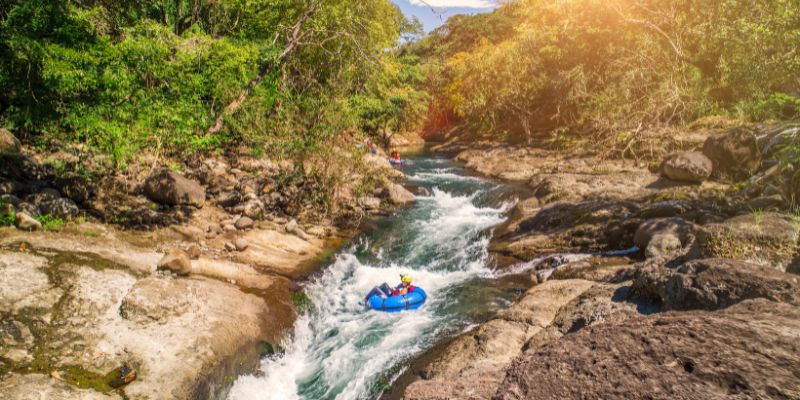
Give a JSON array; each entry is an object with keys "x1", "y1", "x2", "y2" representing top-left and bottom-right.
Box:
[{"x1": 228, "y1": 154, "x2": 519, "y2": 400}]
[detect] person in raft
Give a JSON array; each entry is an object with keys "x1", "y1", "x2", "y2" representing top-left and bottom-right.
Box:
[
  {"x1": 393, "y1": 274, "x2": 415, "y2": 296},
  {"x1": 390, "y1": 150, "x2": 404, "y2": 166}
]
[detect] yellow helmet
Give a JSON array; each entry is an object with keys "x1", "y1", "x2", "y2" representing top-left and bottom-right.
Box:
[{"x1": 401, "y1": 274, "x2": 413, "y2": 284}]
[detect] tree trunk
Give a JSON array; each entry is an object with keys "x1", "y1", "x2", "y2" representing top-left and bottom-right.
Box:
[{"x1": 204, "y1": 2, "x2": 319, "y2": 137}]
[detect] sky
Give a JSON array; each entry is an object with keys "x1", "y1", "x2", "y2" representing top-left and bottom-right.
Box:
[{"x1": 391, "y1": 0, "x2": 499, "y2": 33}]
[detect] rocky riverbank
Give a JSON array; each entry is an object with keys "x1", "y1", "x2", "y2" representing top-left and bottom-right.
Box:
[
  {"x1": 398, "y1": 122, "x2": 800, "y2": 399},
  {"x1": 0, "y1": 127, "x2": 417, "y2": 399}
]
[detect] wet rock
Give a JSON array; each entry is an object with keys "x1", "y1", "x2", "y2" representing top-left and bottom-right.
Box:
[
  {"x1": 632, "y1": 258, "x2": 800, "y2": 311},
  {"x1": 39, "y1": 198, "x2": 80, "y2": 219},
  {"x1": 14, "y1": 212, "x2": 41, "y2": 231},
  {"x1": 234, "y1": 238, "x2": 249, "y2": 252},
  {"x1": 143, "y1": 169, "x2": 205, "y2": 207},
  {"x1": 235, "y1": 216, "x2": 254, "y2": 230},
  {"x1": 703, "y1": 127, "x2": 761, "y2": 180},
  {"x1": 660, "y1": 151, "x2": 713, "y2": 183},
  {"x1": 696, "y1": 212, "x2": 800, "y2": 271},
  {"x1": 633, "y1": 218, "x2": 695, "y2": 260},
  {"x1": 54, "y1": 173, "x2": 94, "y2": 204},
  {"x1": 0, "y1": 128, "x2": 21, "y2": 155},
  {"x1": 495, "y1": 299, "x2": 800, "y2": 400},
  {"x1": 156, "y1": 249, "x2": 192, "y2": 276},
  {"x1": 385, "y1": 183, "x2": 415, "y2": 205}
]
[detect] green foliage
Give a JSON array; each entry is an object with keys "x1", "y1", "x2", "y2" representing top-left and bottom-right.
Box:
[
  {"x1": 34, "y1": 214, "x2": 65, "y2": 231},
  {"x1": 0, "y1": 0, "x2": 422, "y2": 173},
  {"x1": 414, "y1": 0, "x2": 800, "y2": 141},
  {"x1": 0, "y1": 202, "x2": 15, "y2": 226}
]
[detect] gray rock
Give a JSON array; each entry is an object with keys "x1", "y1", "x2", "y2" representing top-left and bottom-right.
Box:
[
  {"x1": 660, "y1": 151, "x2": 713, "y2": 183},
  {"x1": 703, "y1": 127, "x2": 761, "y2": 180},
  {"x1": 0, "y1": 128, "x2": 21, "y2": 155},
  {"x1": 143, "y1": 169, "x2": 205, "y2": 207},
  {"x1": 633, "y1": 218, "x2": 695, "y2": 260},
  {"x1": 696, "y1": 212, "x2": 800, "y2": 270},
  {"x1": 238, "y1": 199, "x2": 264, "y2": 218},
  {"x1": 359, "y1": 196, "x2": 381, "y2": 211},
  {"x1": 14, "y1": 212, "x2": 41, "y2": 231},
  {"x1": 39, "y1": 198, "x2": 80, "y2": 219},
  {"x1": 156, "y1": 249, "x2": 192, "y2": 276},
  {"x1": 24, "y1": 189, "x2": 61, "y2": 205},
  {"x1": 385, "y1": 183, "x2": 415, "y2": 205},
  {"x1": 234, "y1": 238, "x2": 249, "y2": 252},
  {"x1": 234, "y1": 216, "x2": 254, "y2": 230},
  {"x1": 632, "y1": 258, "x2": 800, "y2": 311},
  {"x1": 0, "y1": 154, "x2": 55, "y2": 181},
  {"x1": 495, "y1": 299, "x2": 800, "y2": 400},
  {"x1": 54, "y1": 173, "x2": 94, "y2": 204},
  {"x1": 223, "y1": 223, "x2": 237, "y2": 232},
  {"x1": 15, "y1": 202, "x2": 39, "y2": 216}
]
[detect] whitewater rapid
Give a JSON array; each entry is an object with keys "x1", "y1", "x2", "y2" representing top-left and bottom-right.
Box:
[{"x1": 228, "y1": 157, "x2": 513, "y2": 400}]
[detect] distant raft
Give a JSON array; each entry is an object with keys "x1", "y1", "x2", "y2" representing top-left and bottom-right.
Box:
[{"x1": 366, "y1": 287, "x2": 427, "y2": 313}]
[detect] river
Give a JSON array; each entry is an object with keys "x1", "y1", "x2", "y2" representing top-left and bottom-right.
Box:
[{"x1": 227, "y1": 152, "x2": 520, "y2": 400}]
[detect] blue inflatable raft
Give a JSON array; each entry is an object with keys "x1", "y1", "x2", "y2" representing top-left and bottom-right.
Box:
[{"x1": 364, "y1": 284, "x2": 427, "y2": 312}]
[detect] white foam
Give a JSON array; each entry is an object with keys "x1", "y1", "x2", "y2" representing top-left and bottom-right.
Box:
[{"x1": 228, "y1": 178, "x2": 508, "y2": 400}]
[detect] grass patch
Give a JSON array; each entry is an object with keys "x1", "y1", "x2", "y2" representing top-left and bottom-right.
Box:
[
  {"x1": 35, "y1": 214, "x2": 66, "y2": 231},
  {"x1": 0, "y1": 201, "x2": 15, "y2": 226}
]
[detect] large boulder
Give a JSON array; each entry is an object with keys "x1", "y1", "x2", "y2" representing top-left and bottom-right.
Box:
[
  {"x1": 39, "y1": 198, "x2": 80, "y2": 219},
  {"x1": 143, "y1": 169, "x2": 205, "y2": 207},
  {"x1": 632, "y1": 258, "x2": 800, "y2": 311},
  {"x1": 696, "y1": 212, "x2": 800, "y2": 271},
  {"x1": 702, "y1": 127, "x2": 761, "y2": 180},
  {"x1": 54, "y1": 173, "x2": 94, "y2": 204},
  {"x1": 0, "y1": 154, "x2": 55, "y2": 181},
  {"x1": 385, "y1": 183, "x2": 415, "y2": 205},
  {"x1": 659, "y1": 151, "x2": 713, "y2": 183},
  {"x1": 14, "y1": 212, "x2": 41, "y2": 231},
  {"x1": 0, "y1": 128, "x2": 21, "y2": 155},
  {"x1": 496, "y1": 299, "x2": 800, "y2": 400},
  {"x1": 633, "y1": 218, "x2": 695, "y2": 260}
]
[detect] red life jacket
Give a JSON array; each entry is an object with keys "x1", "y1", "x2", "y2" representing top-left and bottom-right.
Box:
[{"x1": 392, "y1": 284, "x2": 415, "y2": 296}]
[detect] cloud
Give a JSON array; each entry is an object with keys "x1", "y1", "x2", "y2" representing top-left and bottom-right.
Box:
[{"x1": 408, "y1": 0, "x2": 496, "y2": 9}]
